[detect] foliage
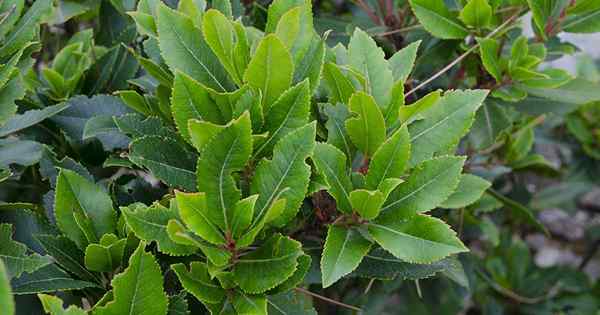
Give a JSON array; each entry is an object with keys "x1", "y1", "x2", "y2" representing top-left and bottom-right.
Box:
[{"x1": 1, "y1": 0, "x2": 600, "y2": 314}]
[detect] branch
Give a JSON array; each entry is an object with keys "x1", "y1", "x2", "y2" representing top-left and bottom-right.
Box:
[{"x1": 295, "y1": 287, "x2": 363, "y2": 312}]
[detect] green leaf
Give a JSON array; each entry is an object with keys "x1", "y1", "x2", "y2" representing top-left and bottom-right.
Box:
[
  {"x1": 478, "y1": 38, "x2": 502, "y2": 82},
  {"x1": 389, "y1": 40, "x2": 421, "y2": 84},
  {"x1": 345, "y1": 92, "x2": 386, "y2": 157},
  {"x1": 469, "y1": 100, "x2": 512, "y2": 150},
  {"x1": 233, "y1": 234, "x2": 302, "y2": 293},
  {"x1": 244, "y1": 34, "x2": 294, "y2": 111},
  {"x1": 521, "y1": 78, "x2": 600, "y2": 107},
  {"x1": 268, "y1": 291, "x2": 317, "y2": 315},
  {"x1": 54, "y1": 169, "x2": 116, "y2": 249},
  {"x1": 459, "y1": 0, "x2": 492, "y2": 28},
  {"x1": 172, "y1": 262, "x2": 225, "y2": 305},
  {"x1": 321, "y1": 226, "x2": 371, "y2": 287},
  {"x1": 251, "y1": 122, "x2": 316, "y2": 227},
  {"x1": 348, "y1": 28, "x2": 393, "y2": 107},
  {"x1": 0, "y1": 139, "x2": 43, "y2": 167},
  {"x1": 34, "y1": 235, "x2": 100, "y2": 283},
  {"x1": 38, "y1": 294, "x2": 86, "y2": 315},
  {"x1": 84, "y1": 234, "x2": 126, "y2": 272},
  {"x1": 0, "y1": 0, "x2": 52, "y2": 58},
  {"x1": 408, "y1": 90, "x2": 487, "y2": 165},
  {"x1": 167, "y1": 292, "x2": 189, "y2": 315},
  {"x1": 322, "y1": 103, "x2": 354, "y2": 160},
  {"x1": 11, "y1": 264, "x2": 99, "y2": 295},
  {"x1": 122, "y1": 203, "x2": 197, "y2": 256},
  {"x1": 312, "y1": 143, "x2": 353, "y2": 213},
  {"x1": 128, "y1": 135, "x2": 197, "y2": 191},
  {"x1": 563, "y1": 7, "x2": 600, "y2": 33},
  {"x1": 0, "y1": 74, "x2": 25, "y2": 127},
  {"x1": 0, "y1": 260, "x2": 14, "y2": 315},
  {"x1": 322, "y1": 62, "x2": 355, "y2": 105},
  {"x1": 156, "y1": 3, "x2": 234, "y2": 92},
  {"x1": 187, "y1": 119, "x2": 225, "y2": 152},
  {"x1": 253, "y1": 80, "x2": 310, "y2": 158},
  {"x1": 232, "y1": 291, "x2": 267, "y2": 315},
  {"x1": 380, "y1": 156, "x2": 465, "y2": 220},
  {"x1": 197, "y1": 112, "x2": 252, "y2": 231},
  {"x1": 94, "y1": 243, "x2": 168, "y2": 315},
  {"x1": 0, "y1": 103, "x2": 69, "y2": 137},
  {"x1": 487, "y1": 189, "x2": 549, "y2": 235},
  {"x1": 230, "y1": 195, "x2": 258, "y2": 239},
  {"x1": 369, "y1": 214, "x2": 468, "y2": 263},
  {"x1": 202, "y1": 9, "x2": 242, "y2": 85},
  {"x1": 350, "y1": 189, "x2": 386, "y2": 220},
  {"x1": 175, "y1": 191, "x2": 226, "y2": 245},
  {"x1": 519, "y1": 68, "x2": 573, "y2": 89},
  {"x1": 527, "y1": 0, "x2": 569, "y2": 35},
  {"x1": 399, "y1": 90, "x2": 441, "y2": 125},
  {"x1": 365, "y1": 125, "x2": 410, "y2": 190},
  {"x1": 171, "y1": 72, "x2": 225, "y2": 142},
  {"x1": 409, "y1": 0, "x2": 468, "y2": 39},
  {"x1": 269, "y1": 254, "x2": 311, "y2": 294},
  {"x1": 441, "y1": 174, "x2": 491, "y2": 208}
]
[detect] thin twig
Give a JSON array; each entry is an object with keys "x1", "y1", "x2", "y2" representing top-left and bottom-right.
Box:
[
  {"x1": 295, "y1": 287, "x2": 363, "y2": 312},
  {"x1": 374, "y1": 24, "x2": 422, "y2": 37},
  {"x1": 405, "y1": 10, "x2": 523, "y2": 97}
]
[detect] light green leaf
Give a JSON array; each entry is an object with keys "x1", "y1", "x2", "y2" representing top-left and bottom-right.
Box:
[
  {"x1": 321, "y1": 226, "x2": 371, "y2": 288},
  {"x1": 389, "y1": 40, "x2": 421, "y2": 84},
  {"x1": 253, "y1": 80, "x2": 310, "y2": 158},
  {"x1": 54, "y1": 169, "x2": 116, "y2": 249},
  {"x1": 0, "y1": 260, "x2": 14, "y2": 315},
  {"x1": 365, "y1": 125, "x2": 410, "y2": 190},
  {"x1": 408, "y1": 90, "x2": 487, "y2": 165},
  {"x1": 94, "y1": 243, "x2": 168, "y2": 315},
  {"x1": 350, "y1": 189, "x2": 386, "y2": 220},
  {"x1": 409, "y1": 0, "x2": 468, "y2": 39},
  {"x1": 251, "y1": 122, "x2": 316, "y2": 227},
  {"x1": 202, "y1": 9, "x2": 242, "y2": 85},
  {"x1": 38, "y1": 294, "x2": 86, "y2": 315},
  {"x1": 459, "y1": 0, "x2": 492, "y2": 28},
  {"x1": 519, "y1": 68, "x2": 573, "y2": 89},
  {"x1": 345, "y1": 92, "x2": 386, "y2": 157},
  {"x1": 369, "y1": 214, "x2": 468, "y2": 263},
  {"x1": 322, "y1": 103, "x2": 354, "y2": 160},
  {"x1": 156, "y1": 3, "x2": 234, "y2": 92},
  {"x1": 171, "y1": 71, "x2": 225, "y2": 142},
  {"x1": 128, "y1": 136, "x2": 197, "y2": 191},
  {"x1": 122, "y1": 203, "x2": 197, "y2": 256},
  {"x1": 348, "y1": 28, "x2": 393, "y2": 107},
  {"x1": 188, "y1": 119, "x2": 225, "y2": 152},
  {"x1": 0, "y1": 224, "x2": 51, "y2": 279},
  {"x1": 172, "y1": 262, "x2": 225, "y2": 304},
  {"x1": 175, "y1": 191, "x2": 226, "y2": 245},
  {"x1": 380, "y1": 156, "x2": 465, "y2": 219},
  {"x1": 233, "y1": 234, "x2": 302, "y2": 293},
  {"x1": 441, "y1": 174, "x2": 491, "y2": 208},
  {"x1": 232, "y1": 291, "x2": 267, "y2": 315},
  {"x1": 84, "y1": 234, "x2": 126, "y2": 272},
  {"x1": 478, "y1": 38, "x2": 502, "y2": 82},
  {"x1": 563, "y1": 8, "x2": 600, "y2": 33},
  {"x1": 244, "y1": 34, "x2": 294, "y2": 111},
  {"x1": 231, "y1": 195, "x2": 258, "y2": 239},
  {"x1": 322, "y1": 62, "x2": 355, "y2": 105},
  {"x1": 312, "y1": 143, "x2": 353, "y2": 213},
  {"x1": 197, "y1": 112, "x2": 252, "y2": 231}
]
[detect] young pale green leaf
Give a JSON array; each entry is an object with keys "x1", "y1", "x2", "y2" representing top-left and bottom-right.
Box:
[
  {"x1": 274, "y1": 6, "x2": 302, "y2": 51},
  {"x1": 188, "y1": 119, "x2": 225, "y2": 152},
  {"x1": 128, "y1": 135, "x2": 197, "y2": 191},
  {"x1": 265, "y1": 0, "x2": 309, "y2": 32},
  {"x1": 244, "y1": 34, "x2": 294, "y2": 111},
  {"x1": 345, "y1": 92, "x2": 386, "y2": 157},
  {"x1": 172, "y1": 262, "x2": 226, "y2": 305},
  {"x1": 369, "y1": 214, "x2": 468, "y2": 263},
  {"x1": 322, "y1": 103, "x2": 355, "y2": 160},
  {"x1": 54, "y1": 169, "x2": 116, "y2": 248},
  {"x1": 389, "y1": 40, "x2": 421, "y2": 84},
  {"x1": 38, "y1": 294, "x2": 86, "y2": 315},
  {"x1": 251, "y1": 122, "x2": 316, "y2": 227},
  {"x1": 253, "y1": 80, "x2": 310, "y2": 158},
  {"x1": 171, "y1": 71, "x2": 225, "y2": 142},
  {"x1": 94, "y1": 243, "x2": 168, "y2": 315},
  {"x1": 459, "y1": 0, "x2": 492, "y2": 28},
  {"x1": 0, "y1": 260, "x2": 13, "y2": 315},
  {"x1": 84, "y1": 234, "x2": 126, "y2": 272},
  {"x1": 202, "y1": 9, "x2": 242, "y2": 85},
  {"x1": 348, "y1": 28, "x2": 393, "y2": 107},
  {"x1": 233, "y1": 234, "x2": 302, "y2": 293},
  {"x1": 478, "y1": 38, "x2": 503, "y2": 82},
  {"x1": 380, "y1": 156, "x2": 465, "y2": 220},
  {"x1": 441, "y1": 174, "x2": 491, "y2": 209},
  {"x1": 365, "y1": 125, "x2": 410, "y2": 190},
  {"x1": 408, "y1": 90, "x2": 488, "y2": 166},
  {"x1": 399, "y1": 90, "x2": 441, "y2": 124},
  {"x1": 122, "y1": 203, "x2": 197, "y2": 256},
  {"x1": 350, "y1": 189, "x2": 386, "y2": 220},
  {"x1": 175, "y1": 191, "x2": 226, "y2": 245},
  {"x1": 321, "y1": 225, "x2": 371, "y2": 288},
  {"x1": 519, "y1": 68, "x2": 573, "y2": 89},
  {"x1": 0, "y1": 224, "x2": 52, "y2": 278},
  {"x1": 409, "y1": 0, "x2": 468, "y2": 39},
  {"x1": 230, "y1": 195, "x2": 258, "y2": 239},
  {"x1": 312, "y1": 143, "x2": 353, "y2": 213},
  {"x1": 197, "y1": 112, "x2": 252, "y2": 231},
  {"x1": 322, "y1": 62, "x2": 355, "y2": 105},
  {"x1": 156, "y1": 3, "x2": 234, "y2": 92}
]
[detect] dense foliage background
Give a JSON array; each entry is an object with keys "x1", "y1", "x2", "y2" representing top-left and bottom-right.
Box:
[{"x1": 1, "y1": 0, "x2": 600, "y2": 314}]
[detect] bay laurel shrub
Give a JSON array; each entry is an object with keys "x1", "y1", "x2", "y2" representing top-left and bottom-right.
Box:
[{"x1": 1, "y1": 0, "x2": 600, "y2": 314}]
